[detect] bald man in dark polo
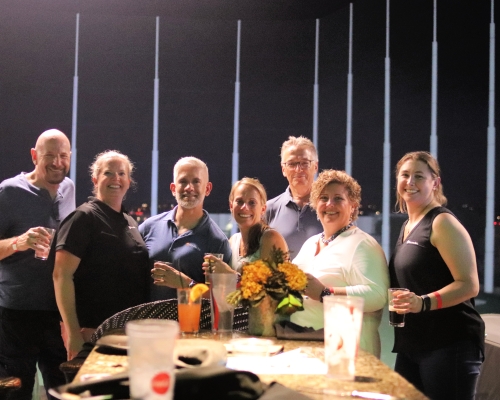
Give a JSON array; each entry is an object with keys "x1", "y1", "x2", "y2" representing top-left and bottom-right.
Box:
[{"x1": 0, "y1": 129, "x2": 75, "y2": 400}]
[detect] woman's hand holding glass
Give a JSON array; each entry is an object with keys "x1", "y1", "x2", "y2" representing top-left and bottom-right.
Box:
[
  {"x1": 391, "y1": 290, "x2": 422, "y2": 314},
  {"x1": 202, "y1": 255, "x2": 234, "y2": 275}
]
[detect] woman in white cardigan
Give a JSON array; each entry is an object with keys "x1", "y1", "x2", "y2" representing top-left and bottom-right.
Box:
[{"x1": 290, "y1": 170, "x2": 389, "y2": 358}]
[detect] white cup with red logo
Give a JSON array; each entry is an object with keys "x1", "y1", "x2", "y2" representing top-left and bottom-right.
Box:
[{"x1": 126, "y1": 319, "x2": 179, "y2": 400}]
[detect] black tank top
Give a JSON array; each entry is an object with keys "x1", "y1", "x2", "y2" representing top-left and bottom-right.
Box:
[{"x1": 389, "y1": 207, "x2": 484, "y2": 354}]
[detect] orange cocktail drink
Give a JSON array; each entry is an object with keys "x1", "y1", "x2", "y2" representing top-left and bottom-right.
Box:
[
  {"x1": 177, "y1": 302, "x2": 201, "y2": 333},
  {"x1": 177, "y1": 285, "x2": 206, "y2": 335}
]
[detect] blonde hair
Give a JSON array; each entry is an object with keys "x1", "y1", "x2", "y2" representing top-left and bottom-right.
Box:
[
  {"x1": 228, "y1": 177, "x2": 267, "y2": 205},
  {"x1": 229, "y1": 177, "x2": 269, "y2": 256},
  {"x1": 395, "y1": 151, "x2": 447, "y2": 213},
  {"x1": 310, "y1": 170, "x2": 361, "y2": 221},
  {"x1": 280, "y1": 136, "x2": 318, "y2": 162},
  {"x1": 89, "y1": 150, "x2": 135, "y2": 195}
]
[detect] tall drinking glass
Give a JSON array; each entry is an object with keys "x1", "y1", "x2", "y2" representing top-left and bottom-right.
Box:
[
  {"x1": 177, "y1": 288, "x2": 202, "y2": 335},
  {"x1": 126, "y1": 319, "x2": 179, "y2": 400},
  {"x1": 204, "y1": 253, "x2": 224, "y2": 285},
  {"x1": 210, "y1": 273, "x2": 237, "y2": 334},
  {"x1": 323, "y1": 296, "x2": 364, "y2": 381}
]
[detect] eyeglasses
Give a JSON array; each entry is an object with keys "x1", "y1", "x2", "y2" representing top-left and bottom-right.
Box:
[{"x1": 282, "y1": 160, "x2": 315, "y2": 170}]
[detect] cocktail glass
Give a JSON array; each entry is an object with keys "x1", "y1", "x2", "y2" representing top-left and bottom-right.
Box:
[
  {"x1": 177, "y1": 287, "x2": 202, "y2": 335},
  {"x1": 204, "y1": 253, "x2": 224, "y2": 285},
  {"x1": 210, "y1": 273, "x2": 237, "y2": 334}
]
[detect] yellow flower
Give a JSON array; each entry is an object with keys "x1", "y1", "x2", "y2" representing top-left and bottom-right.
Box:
[
  {"x1": 240, "y1": 261, "x2": 272, "y2": 299},
  {"x1": 225, "y1": 247, "x2": 306, "y2": 315},
  {"x1": 278, "y1": 262, "x2": 307, "y2": 291}
]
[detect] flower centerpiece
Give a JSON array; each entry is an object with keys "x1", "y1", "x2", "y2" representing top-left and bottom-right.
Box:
[{"x1": 226, "y1": 247, "x2": 308, "y2": 336}]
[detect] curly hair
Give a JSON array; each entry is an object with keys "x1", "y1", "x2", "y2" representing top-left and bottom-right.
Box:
[
  {"x1": 394, "y1": 151, "x2": 447, "y2": 213},
  {"x1": 310, "y1": 169, "x2": 361, "y2": 221}
]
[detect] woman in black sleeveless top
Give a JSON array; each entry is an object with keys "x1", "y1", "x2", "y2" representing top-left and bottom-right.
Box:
[{"x1": 389, "y1": 151, "x2": 484, "y2": 400}]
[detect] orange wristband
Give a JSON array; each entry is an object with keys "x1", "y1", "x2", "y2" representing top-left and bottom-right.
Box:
[
  {"x1": 433, "y1": 291, "x2": 442, "y2": 309},
  {"x1": 329, "y1": 287, "x2": 335, "y2": 295}
]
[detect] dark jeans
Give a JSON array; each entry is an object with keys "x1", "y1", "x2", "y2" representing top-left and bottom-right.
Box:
[
  {"x1": 395, "y1": 340, "x2": 483, "y2": 400},
  {"x1": 0, "y1": 307, "x2": 67, "y2": 400}
]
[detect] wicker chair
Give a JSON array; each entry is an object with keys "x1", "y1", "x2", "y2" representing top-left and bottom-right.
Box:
[{"x1": 60, "y1": 299, "x2": 248, "y2": 382}]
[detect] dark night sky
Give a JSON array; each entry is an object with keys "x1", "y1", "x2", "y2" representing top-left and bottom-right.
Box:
[{"x1": 0, "y1": 0, "x2": 498, "y2": 244}]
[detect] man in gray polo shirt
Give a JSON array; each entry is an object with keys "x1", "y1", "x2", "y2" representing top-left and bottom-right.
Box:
[
  {"x1": 0, "y1": 129, "x2": 75, "y2": 400},
  {"x1": 266, "y1": 136, "x2": 323, "y2": 258}
]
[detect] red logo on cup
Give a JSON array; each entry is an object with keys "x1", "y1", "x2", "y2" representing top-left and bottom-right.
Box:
[{"x1": 151, "y1": 372, "x2": 170, "y2": 394}]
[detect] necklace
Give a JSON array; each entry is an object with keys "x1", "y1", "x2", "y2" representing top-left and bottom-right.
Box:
[{"x1": 320, "y1": 223, "x2": 354, "y2": 245}]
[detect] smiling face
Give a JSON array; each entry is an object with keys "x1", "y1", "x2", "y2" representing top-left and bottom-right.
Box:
[
  {"x1": 31, "y1": 131, "x2": 71, "y2": 187},
  {"x1": 92, "y1": 157, "x2": 131, "y2": 208},
  {"x1": 396, "y1": 159, "x2": 439, "y2": 209},
  {"x1": 170, "y1": 165, "x2": 211, "y2": 210},
  {"x1": 281, "y1": 145, "x2": 318, "y2": 192},
  {"x1": 229, "y1": 184, "x2": 266, "y2": 230},
  {"x1": 316, "y1": 183, "x2": 357, "y2": 235}
]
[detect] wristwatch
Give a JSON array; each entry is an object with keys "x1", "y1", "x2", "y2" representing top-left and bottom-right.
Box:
[
  {"x1": 11, "y1": 237, "x2": 19, "y2": 252},
  {"x1": 319, "y1": 287, "x2": 332, "y2": 303}
]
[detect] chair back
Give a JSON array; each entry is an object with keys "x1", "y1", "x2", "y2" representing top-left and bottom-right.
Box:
[{"x1": 90, "y1": 299, "x2": 248, "y2": 343}]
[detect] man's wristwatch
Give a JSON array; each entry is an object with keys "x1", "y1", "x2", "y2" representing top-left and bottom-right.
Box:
[
  {"x1": 319, "y1": 287, "x2": 333, "y2": 303},
  {"x1": 11, "y1": 237, "x2": 19, "y2": 252}
]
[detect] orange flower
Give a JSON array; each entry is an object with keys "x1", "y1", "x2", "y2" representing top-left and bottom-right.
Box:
[
  {"x1": 226, "y1": 247, "x2": 306, "y2": 315},
  {"x1": 278, "y1": 262, "x2": 307, "y2": 291}
]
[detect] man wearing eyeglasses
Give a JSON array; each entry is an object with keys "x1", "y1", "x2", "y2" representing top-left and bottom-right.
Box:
[{"x1": 265, "y1": 136, "x2": 323, "y2": 258}]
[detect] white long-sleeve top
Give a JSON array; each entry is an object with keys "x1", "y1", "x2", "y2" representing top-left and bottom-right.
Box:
[{"x1": 290, "y1": 227, "x2": 389, "y2": 358}]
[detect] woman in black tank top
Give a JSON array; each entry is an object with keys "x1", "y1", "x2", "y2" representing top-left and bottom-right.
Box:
[{"x1": 388, "y1": 151, "x2": 484, "y2": 400}]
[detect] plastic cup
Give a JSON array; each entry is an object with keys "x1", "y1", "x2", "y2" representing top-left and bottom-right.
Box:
[
  {"x1": 177, "y1": 288, "x2": 202, "y2": 335},
  {"x1": 323, "y1": 296, "x2": 364, "y2": 381},
  {"x1": 204, "y1": 253, "x2": 224, "y2": 285},
  {"x1": 209, "y1": 273, "x2": 237, "y2": 334},
  {"x1": 126, "y1": 319, "x2": 179, "y2": 400},
  {"x1": 34, "y1": 228, "x2": 56, "y2": 260},
  {"x1": 388, "y1": 288, "x2": 409, "y2": 327}
]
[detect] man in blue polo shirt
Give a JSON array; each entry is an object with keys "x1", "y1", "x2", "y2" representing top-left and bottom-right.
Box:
[
  {"x1": 266, "y1": 136, "x2": 323, "y2": 258},
  {"x1": 140, "y1": 157, "x2": 231, "y2": 300}
]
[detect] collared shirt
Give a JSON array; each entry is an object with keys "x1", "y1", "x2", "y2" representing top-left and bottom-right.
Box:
[
  {"x1": 0, "y1": 173, "x2": 75, "y2": 310},
  {"x1": 56, "y1": 197, "x2": 150, "y2": 328},
  {"x1": 265, "y1": 187, "x2": 322, "y2": 258},
  {"x1": 139, "y1": 206, "x2": 231, "y2": 301}
]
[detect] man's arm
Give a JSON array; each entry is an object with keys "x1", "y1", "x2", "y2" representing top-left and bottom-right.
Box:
[{"x1": 0, "y1": 227, "x2": 52, "y2": 261}]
